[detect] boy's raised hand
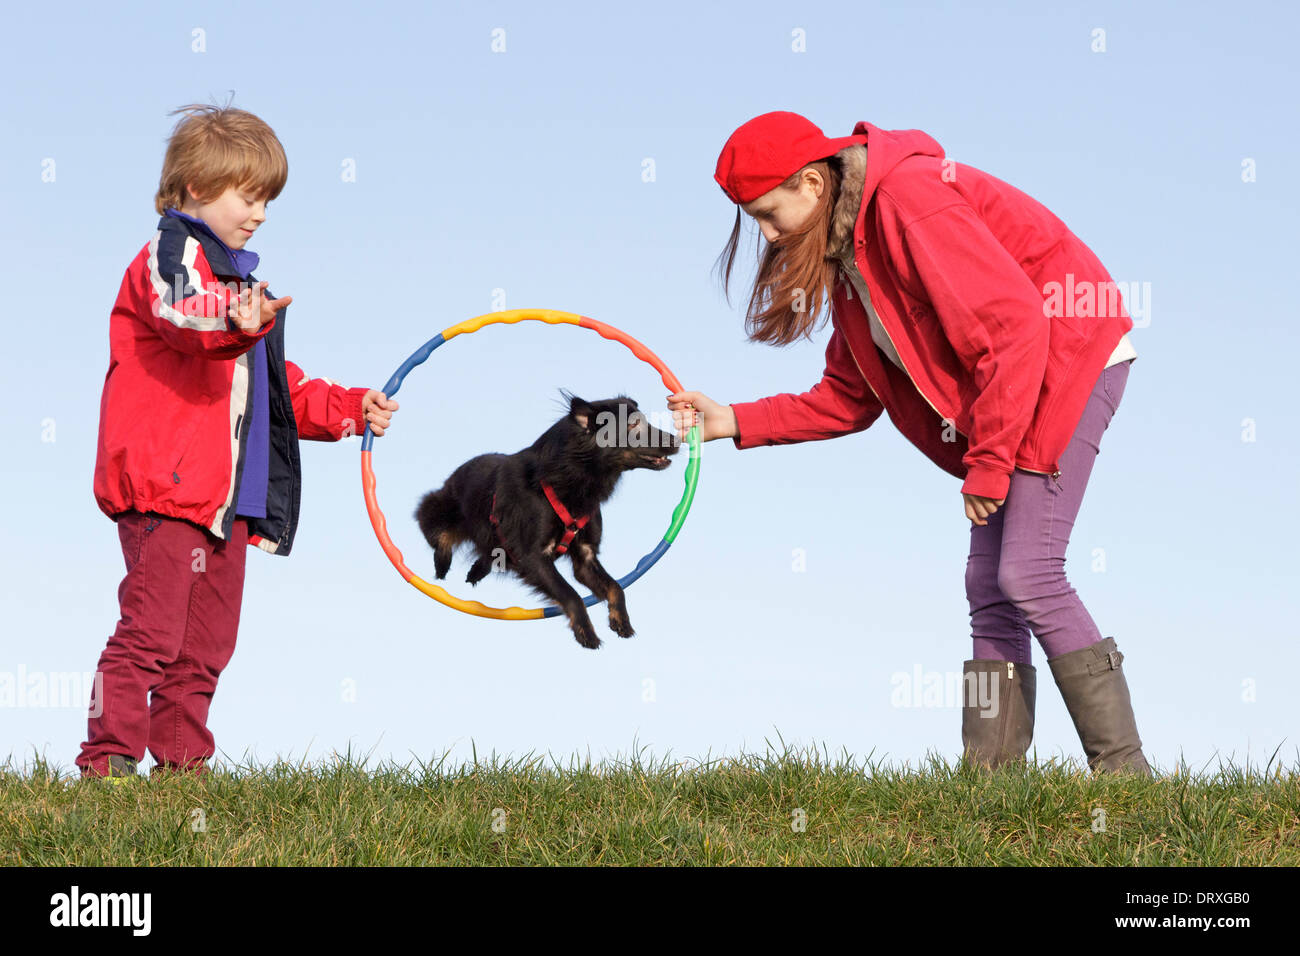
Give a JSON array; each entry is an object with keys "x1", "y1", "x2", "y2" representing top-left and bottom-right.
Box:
[
  {"x1": 229, "y1": 280, "x2": 291, "y2": 331},
  {"x1": 362, "y1": 390, "x2": 399, "y2": 436}
]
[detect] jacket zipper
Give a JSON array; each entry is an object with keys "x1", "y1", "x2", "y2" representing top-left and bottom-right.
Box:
[
  {"x1": 840, "y1": 318, "x2": 886, "y2": 410},
  {"x1": 1011, "y1": 462, "x2": 1063, "y2": 492},
  {"x1": 841, "y1": 261, "x2": 1063, "y2": 488},
  {"x1": 840, "y1": 262, "x2": 966, "y2": 436},
  {"x1": 1001, "y1": 660, "x2": 1015, "y2": 749}
]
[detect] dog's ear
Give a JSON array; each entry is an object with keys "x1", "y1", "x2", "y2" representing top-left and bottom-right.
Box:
[{"x1": 564, "y1": 392, "x2": 593, "y2": 430}]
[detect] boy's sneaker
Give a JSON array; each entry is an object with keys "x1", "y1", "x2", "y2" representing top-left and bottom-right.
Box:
[
  {"x1": 100, "y1": 754, "x2": 139, "y2": 784},
  {"x1": 149, "y1": 760, "x2": 211, "y2": 779}
]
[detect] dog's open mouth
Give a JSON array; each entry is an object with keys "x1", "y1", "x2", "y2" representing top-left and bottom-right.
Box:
[{"x1": 646, "y1": 454, "x2": 672, "y2": 470}]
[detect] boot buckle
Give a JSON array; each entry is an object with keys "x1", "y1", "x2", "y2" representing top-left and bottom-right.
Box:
[{"x1": 1087, "y1": 648, "x2": 1124, "y2": 676}]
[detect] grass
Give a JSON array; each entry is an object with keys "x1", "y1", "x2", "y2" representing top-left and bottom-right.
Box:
[{"x1": 2, "y1": 740, "x2": 1297, "y2": 865}]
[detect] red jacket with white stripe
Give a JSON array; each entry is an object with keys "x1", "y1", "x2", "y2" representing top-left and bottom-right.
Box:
[
  {"x1": 730, "y1": 123, "x2": 1134, "y2": 501},
  {"x1": 93, "y1": 213, "x2": 369, "y2": 554}
]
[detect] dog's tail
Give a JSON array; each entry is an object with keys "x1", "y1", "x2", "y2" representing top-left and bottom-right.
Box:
[{"x1": 415, "y1": 488, "x2": 463, "y2": 550}]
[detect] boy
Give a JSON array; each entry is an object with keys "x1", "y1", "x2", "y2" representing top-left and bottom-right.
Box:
[{"x1": 77, "y1": 103, "x2": 399, "y2": 779}]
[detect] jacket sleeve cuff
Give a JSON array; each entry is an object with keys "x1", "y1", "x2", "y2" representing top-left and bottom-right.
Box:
[
  {"x1": 730, "y1": 400, "x2": 770, "y2": 450},
  {"x1": 960, "y1": 464, "x2": 1012, "y2": 501},
  {"x1": 344, "y1": 387, "x2": 369, "y2": 440}
]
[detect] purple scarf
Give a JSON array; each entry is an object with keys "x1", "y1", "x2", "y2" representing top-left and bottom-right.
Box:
[{"x1": 163, "y1": 207, "x2": 269, "y2": 520}]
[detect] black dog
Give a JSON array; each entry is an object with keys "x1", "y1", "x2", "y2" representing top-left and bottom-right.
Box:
[{"x1": 415, "y1": 391, "x2": 680, "y2": 649}]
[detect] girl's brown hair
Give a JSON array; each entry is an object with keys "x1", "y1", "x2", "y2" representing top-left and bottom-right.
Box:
[
  {"x1": 714, "y1": 157, "x2": 844, "y2": 347},
  {"x1": 154, "y1": 99, "x2": 289, "y2": 214}
]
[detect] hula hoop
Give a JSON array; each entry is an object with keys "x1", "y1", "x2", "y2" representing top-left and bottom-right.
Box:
[{"x1": 361, "y1": 308, "x2": 702, "y2": 621}]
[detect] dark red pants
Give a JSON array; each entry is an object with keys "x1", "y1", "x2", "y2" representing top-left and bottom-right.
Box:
[{"x1": 77, "y1": 510, "x2": 248, "y2": 777}]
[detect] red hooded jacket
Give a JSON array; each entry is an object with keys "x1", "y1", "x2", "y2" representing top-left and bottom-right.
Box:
[
  {"x1": 730, "y1": 122, "x2": 1134, "y2": 501},
  {"x1": 93, "y1": 213, "x2": 369, "y2": 554}
]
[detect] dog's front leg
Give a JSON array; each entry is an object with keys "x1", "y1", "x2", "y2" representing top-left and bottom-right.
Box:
[
  {"x1": 515, "y1": 556, "x2": 603, "y2": 649},
  {"x1": 570, "y1": 543, "x2": 634, "y2": 639}
]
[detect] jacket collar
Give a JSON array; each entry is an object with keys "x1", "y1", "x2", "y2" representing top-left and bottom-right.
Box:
[
  {"x1": 160, "y1": 208, "x2": 260, "y2": 279},
  {"x1": 824, "y1": 123, "x2": 948, "y2": 265},
  {"x1": 826, "y1": 144, "x2": 867, "y2": 264}
]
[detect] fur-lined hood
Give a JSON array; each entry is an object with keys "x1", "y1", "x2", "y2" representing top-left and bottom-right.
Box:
[
  {"x1": 824, "y1": 124, "x2": 947, "y2": 264},
  {"x1": 826, "y1": 144, "x2": 867, "y2": 264}
]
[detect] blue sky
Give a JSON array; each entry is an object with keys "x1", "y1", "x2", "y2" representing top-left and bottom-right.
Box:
[{"x1": 2, "y1": 1, "x2": 1296, "y2": 777}]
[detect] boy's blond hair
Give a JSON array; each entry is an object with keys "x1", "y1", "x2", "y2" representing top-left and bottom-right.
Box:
[{"x1": 154, "y1": 101, "x2": 288, "y2": 214}]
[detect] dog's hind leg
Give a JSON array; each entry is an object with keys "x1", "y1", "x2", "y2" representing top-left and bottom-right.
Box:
[
  {"x1": 414, "y1": 490, "x2": 466, "y2": 580},
  {"x1": 465, "y1": 553, "x2": 495, "y2": 586},
  {"x1": 514, "y1": 557, "x2": 603, "y2": 649},
  {"x1": 570, "y1": 542, "x2": 635, "y2": 639}
]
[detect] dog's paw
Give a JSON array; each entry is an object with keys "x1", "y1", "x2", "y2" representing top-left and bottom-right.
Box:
[
  {"x1": 608, "y1": 607, "x2": 636, "y2": 639},
  {"x1": 465, "y1": 557, "x2": 492, "y2": 586},
  {"x1": 572, "y1": 621, "x2": 603, "y2": 650}
]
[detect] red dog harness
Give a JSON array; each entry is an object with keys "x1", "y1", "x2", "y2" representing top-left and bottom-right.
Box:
[{"x1": 490, "y1": 482, "x2": 592, "y2": 561}]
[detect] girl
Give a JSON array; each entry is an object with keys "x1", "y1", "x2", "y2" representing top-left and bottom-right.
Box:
[{"x1": 667, "y1": 111, "x2": 1151, "y2": 775}]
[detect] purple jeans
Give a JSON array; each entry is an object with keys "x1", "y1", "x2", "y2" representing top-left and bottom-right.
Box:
[{"x1": 965, "y1": 359, "x2": 1132, "y2": 665}]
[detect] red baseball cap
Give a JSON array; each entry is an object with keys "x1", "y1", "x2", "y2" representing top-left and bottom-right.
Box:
[{"x1": 714, "y1": 111, "x2": 868, "y2": 205}]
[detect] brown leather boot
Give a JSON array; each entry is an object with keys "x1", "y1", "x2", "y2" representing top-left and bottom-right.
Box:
[
  {"x1": 1048, "y1": 636, "x2": 1153, "y2": 776},
  {"x1": 961, "y1": 659, "x2": 1036, "y2": 769}
]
